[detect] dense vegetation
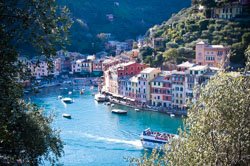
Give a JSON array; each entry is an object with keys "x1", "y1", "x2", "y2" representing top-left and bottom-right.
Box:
[
  {"x1": 57, "y1": 0, "x2": 190, "y2": 54},
  {"x1": 0, "y1": 0, "x2": 71, "y2": 165},
  {"x1": 131, "y1": 47, "x2": 250, "y2": 165},
  {"x1": 144, "y1": 4, "x2": 250, "y2": 65}
]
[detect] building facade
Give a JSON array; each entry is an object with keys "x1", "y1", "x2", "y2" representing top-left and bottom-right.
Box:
[{"x1": 195, "y1": 41, "x2": 229, "y2": 68}]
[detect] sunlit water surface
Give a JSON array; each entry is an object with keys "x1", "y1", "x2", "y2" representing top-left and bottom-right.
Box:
[{"x1": 27, "y1": 86, "x2": 183, "y2": 166}]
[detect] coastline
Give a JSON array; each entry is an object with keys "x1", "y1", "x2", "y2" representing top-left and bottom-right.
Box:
[{"x1": 108, "y1": 96, "x2": 187, "y2": 117}]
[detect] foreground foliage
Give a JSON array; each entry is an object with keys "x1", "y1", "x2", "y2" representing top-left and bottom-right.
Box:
[{"x1": 0, "y1": 0, "x2": 71, "y2": 165}]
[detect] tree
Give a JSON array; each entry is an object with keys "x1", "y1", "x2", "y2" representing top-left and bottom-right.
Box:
[
  {"x1": 163, "y1": 48, "x2": 178, "y2": 62},
  {"x1": 0, "y1": 0, "x2": 71, "y2": 165},
  {"x1": 132, "y1": 56, "x2": 250, "y2": 165}
]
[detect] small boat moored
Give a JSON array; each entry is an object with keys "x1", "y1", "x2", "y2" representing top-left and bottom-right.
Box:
[
  {"x1": 140, "y1": 128, "x2": 178, "y2": 149},
  {"x1": 80, "y1": 88, "x2": 85, "y2": 95},
  {"x1": 68, "y1": 91, "x2": 72, "y2": 95},
  {"x1": 62, "y1": 113, "x2": 71, "y2": 119},
  {"x1": 58, "y1": 95, "x2": 63, "y2": 99},
  {"x1": 111, "y1": 109, "x2": 127, "y2": 114},
  {"x1": 135, "y1": 108, "x2": 140, "y2": 112},
  {"x1": 170, "y1": 113, "x2": 175, "y2": 118},
  {"x1": 61, "y1": 97, "x2": 74, "y2": 104}
]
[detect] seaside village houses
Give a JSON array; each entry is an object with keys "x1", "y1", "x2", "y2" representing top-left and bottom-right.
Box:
[
  {"x1": 18, "y1": 40, "x2": 228, "y2": 112},
  {"x1": 101, "y1": 40, "x2": 226, "y2": 111},
  {"x1": 211, "y1": 0, "x2": 250, "y2": 19}
]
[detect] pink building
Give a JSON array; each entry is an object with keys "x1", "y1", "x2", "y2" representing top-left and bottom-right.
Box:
[
  {"x1": 195, "y1": 41, "x2": 229, "y2": 68},
  {"x1": 150, "y1": 71, "x2": 172, "y2": 107}
]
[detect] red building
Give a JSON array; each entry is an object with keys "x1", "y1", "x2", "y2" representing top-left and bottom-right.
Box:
[{"x1": 117, "y1": 62, "x2": 147, "y2": 77}]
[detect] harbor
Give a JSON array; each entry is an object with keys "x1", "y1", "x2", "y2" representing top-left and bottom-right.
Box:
[{"x1": 26, "y1": 86, "x2": 183, "y2": 166}]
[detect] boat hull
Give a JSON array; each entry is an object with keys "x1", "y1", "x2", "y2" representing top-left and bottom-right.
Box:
[{"x1": 140, "y1": 139, "x2": 167, "y2": 149}]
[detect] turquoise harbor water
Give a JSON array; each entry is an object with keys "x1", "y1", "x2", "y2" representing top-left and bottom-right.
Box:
[{"x1": 27, "y1": 86, "x2": 183, "y2": 166}]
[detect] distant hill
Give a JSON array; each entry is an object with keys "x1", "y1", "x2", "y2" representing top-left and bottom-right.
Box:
[
  {"x1": 58, "y1": 0, "x2": 190, "y2": 54},
  {"x1": 144, "y1": 4, "x2": 250, "y2": 66}
]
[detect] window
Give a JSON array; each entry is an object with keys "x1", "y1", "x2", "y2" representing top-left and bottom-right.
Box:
[
  {"x1": 158, "y1": 82, "x2": 160, "y2": 86},
  {"x1": 158, "y1": 96, "x2": 160, "y2": 100},
  {"x1": 176, "y1": 100, "x2": 178, "y2": 103}
]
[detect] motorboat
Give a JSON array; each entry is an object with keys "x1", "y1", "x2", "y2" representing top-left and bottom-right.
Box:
[
  {"x1": 62, "y1": 113, "x2": 71, "y2": 119},
  {"x1": 111, "y1": 109, "x2": 127, "y2": 114},
  {"x1": 135, "y1": 108, "x2": 140, "y2": 112},
  {"x1": 106, "y1": 102, "x2": 111, "y2": 106},
  {"x1": 111, "y1": 104, "x2": 115, "y2": 107},
  {"x1": 140, "y1": 128, "x2": 178, "y2": 149},
  {"x1": 94, "y1": 93, "x2": 106, "y2": 102},
  {"x1": 68, "y1": 91, "x2": 72, "y2": 95},
  {"x1": 170, "y1": 113, "x2": 175, "y2": 118},
  {"x1": 58, "y1": 95, "x2": 63, "y2": 99},
  {"x1": 61, "y1": 97, "x2": 74, "y2": 104}
]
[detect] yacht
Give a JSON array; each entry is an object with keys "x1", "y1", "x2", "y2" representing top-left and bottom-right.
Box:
[
  {"x1": 94, "y1": 93, "x2": 106, "y2": 102},
  {"x1": 61, "y1": 97, "x2": 74, "y2": 104},
  {"x1": 111, "y1": 109, "x2": 127, "y2": 114},
  {"x1": 140, "y1": 128, "x2": 178, "y2": 149}
]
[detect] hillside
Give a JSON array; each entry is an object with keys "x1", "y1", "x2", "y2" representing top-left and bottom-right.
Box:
[
  {"x1": 58, "y1": 0, "x2": 190, "y2": 54},
  {"x1": 144, "y1": 3, "x2": 250, "y2": 66}
]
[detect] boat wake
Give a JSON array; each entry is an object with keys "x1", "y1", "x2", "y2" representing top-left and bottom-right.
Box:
[{"x1": 78, "y1": 132, "x2": 143, "y2": 149}]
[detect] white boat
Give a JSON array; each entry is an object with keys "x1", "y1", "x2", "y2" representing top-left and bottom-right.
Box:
[
  {"x1": 62, "y1": 113, "x2": 71, "y2": 119},
  {"x1": 80, "y1": 89, "x2": 85, "y2": 95},
  {"x1": 60, "y1": 87, "x2": 68, "y2": 90},
  {"x1": 111, "y1": 109, "x2": 127, "y2": 114},
  {"x1": 68, "y1": 91, "x2": 72, "y2": 95},
  {"x1": 135, "y1": 108, "x2": 140, "y2": 112},
  {"x1": 61, "y1": 97, "x2": 74, "y2": 104},
  {"x1": 58, "y1": 95, "x2": 63, "y2": 99},
  {"x1": 170, "y1": 113, "x2": 175, "y2": 117},
  {"x1": 111, "y1": 104, "x2": 115, "y2": 107},
  {"x1": 106, "y1": 102, "x2": 111, "y2": 106},
  {"x1": 140, "y1": 128, "x2": 178, "y2": 149},
  {"x1": 94, "y1": 93, "x2": 106, "y2": 102}
]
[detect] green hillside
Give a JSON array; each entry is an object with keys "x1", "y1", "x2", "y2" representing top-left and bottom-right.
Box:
[
  {"x1": 58, "y1": 0, "x2": 190, "y2": 54},
  {"x1": 145, "y1": 4, "x2": 250, "y2": 66}
]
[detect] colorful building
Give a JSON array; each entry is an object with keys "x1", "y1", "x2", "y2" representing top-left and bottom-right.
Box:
[
  {"x1": 150, "y1": 71, "x2": 172, "y2": 107},
  {"x1": 195, "y1": 41, "x2": 229, "y2": 68},
  {"x1": 138, "y1": 68, "x2": 161, "y2": 104},
  {"x1": 171, "y1": 70, "x2": 186, "y2": 109},
  {"x1": 102, "y1": 62, "x2": 146, "y2": 96},
  {"x1": 71, "y1": 59, "x2": 92, "y2": 75}
]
